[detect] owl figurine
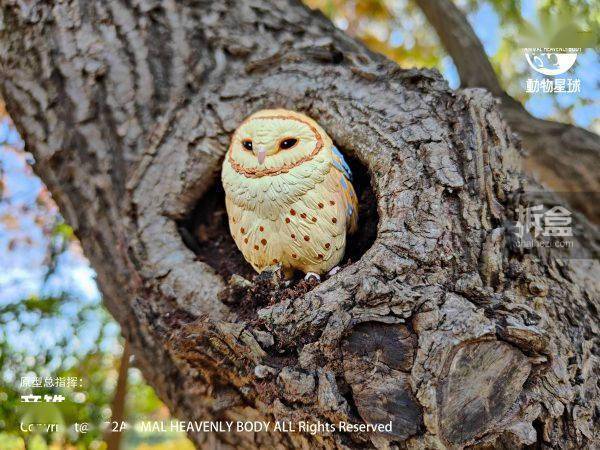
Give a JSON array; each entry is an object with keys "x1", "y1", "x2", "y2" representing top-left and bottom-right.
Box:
[{"x1": 221, "y1": 109, "x2": 358, "y2": 279}]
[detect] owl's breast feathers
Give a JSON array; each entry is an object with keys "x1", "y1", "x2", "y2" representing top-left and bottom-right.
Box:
[{"x1": 222, "y1": 141, "x2": 358, "y2": 276}]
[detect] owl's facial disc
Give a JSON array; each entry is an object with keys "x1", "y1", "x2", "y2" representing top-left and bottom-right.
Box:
[{"x1": 229, "y1": 111, "x2": 326, "y2": 174}]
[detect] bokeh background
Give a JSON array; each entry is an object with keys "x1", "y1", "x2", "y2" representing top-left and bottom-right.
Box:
[{"x1": 0, "y1": 0, "x2": 597, "y2": 448}]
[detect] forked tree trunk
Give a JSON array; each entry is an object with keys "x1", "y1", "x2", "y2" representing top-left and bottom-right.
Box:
[{"x1": 1, "y1": 1, "x2": 598, "y2": 448}]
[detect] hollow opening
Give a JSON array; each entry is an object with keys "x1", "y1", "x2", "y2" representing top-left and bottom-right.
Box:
[
  {"x1": 342, "y1": 151, "x2": 378, "y2": 264},
  {"x1": 178, "y1": 182, "x2": 255, "y2": 280},
  {"x1": 178, "y1": 147, "x2": 378, "y2": 300}
]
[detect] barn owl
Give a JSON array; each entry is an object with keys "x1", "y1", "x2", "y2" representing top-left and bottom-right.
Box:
[{"x1": 221, "y1": 109, "x2": 358, "y2": 279}]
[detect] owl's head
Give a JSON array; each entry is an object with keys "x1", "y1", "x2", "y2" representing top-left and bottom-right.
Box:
[{"x1": 228, "y1": 109, "x2": 331, "y2": 175}]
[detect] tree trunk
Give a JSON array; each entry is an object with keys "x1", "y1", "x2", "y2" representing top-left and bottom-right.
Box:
[{"x1": 1, "y1": 1, "x2": 598, "y2": 449}]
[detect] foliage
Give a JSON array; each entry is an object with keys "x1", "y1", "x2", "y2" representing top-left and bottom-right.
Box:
[
  {"x1": 0, "y1": 290, "x2": 115, "y2": 447},
  {"x1": 0, "y1": 113, "x2": 192, "y2": 448},
  {"x1": 305, "y1": 0, "x2": 599, "y2": 131},
  {"x1": 304, "y1": 0, "x2": 444, "y2": 69}
]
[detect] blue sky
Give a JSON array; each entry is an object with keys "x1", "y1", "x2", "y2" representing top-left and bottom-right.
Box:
[
  {"x1": 0, "y1": 123, "x2": 114, "y2": 380},
  {"x1": 410, "y1": 1, "x2": 598, "y2": 130},
  {"x1": 462, "y1": 1, "x2": 599, "y2": 129}
]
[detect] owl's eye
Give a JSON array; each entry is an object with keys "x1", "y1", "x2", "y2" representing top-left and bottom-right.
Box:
[
  {"x1": 242, "y1": 140, "x2": 253, "y2": 151},
  {"x1": 279, "y1": 138, "x2": 298, "y2": 150}
]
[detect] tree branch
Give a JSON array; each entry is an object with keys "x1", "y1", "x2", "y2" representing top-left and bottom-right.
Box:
[
  {"x1": 415, "y1": 0, "x2": 600, "y2": 222},
  {"x1": 106, "y1": 342, "x2": 130, "y2": 450}
]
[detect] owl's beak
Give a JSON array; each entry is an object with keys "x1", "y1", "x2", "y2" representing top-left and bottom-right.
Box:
[{"x1": 256, "y1": 146, "x2": 267, "y2": 164}]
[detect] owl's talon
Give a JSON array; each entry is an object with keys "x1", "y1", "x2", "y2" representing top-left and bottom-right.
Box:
[
  {"x1": 327, "y1": 266, "x2": 341, "y2": 277},
  {"x1": 304, "y1": 272, "x2": 321, "y2": 282}
]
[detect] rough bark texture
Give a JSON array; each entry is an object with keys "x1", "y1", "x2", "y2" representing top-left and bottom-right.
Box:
[
  {"x1": 415, "y1": 0, "x2": 600, "y2": 224},
  {"x1": 1, "y1": 0, "x2": 599, "y2": 449}
]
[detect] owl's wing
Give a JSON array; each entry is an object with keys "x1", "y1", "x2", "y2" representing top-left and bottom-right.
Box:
[
  {"x1": 331, "y1": 146, "x2": 358, "y2": 234},
  {"x1": 331, "y1": 146, "x2": 352, "y2": 181}
]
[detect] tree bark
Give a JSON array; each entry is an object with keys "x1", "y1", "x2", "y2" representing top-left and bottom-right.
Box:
[
  {"x1": 414, "y1": 0, "x2": 600, "y2": 223},
  {"x1": 1, "y1": 0, "x2": 599, "y2": 449}
]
